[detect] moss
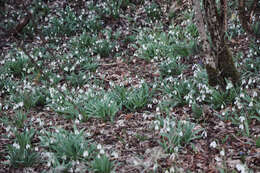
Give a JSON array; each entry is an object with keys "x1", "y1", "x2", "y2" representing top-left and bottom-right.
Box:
[
  {"x1": 206, "y1": 64, "x2": 219, "y2": 87},
  {"x1": 218, "y1": 45, "x2": 240, "y2": 85},
  {"x1": 206, "y1": 45, "x2": 240, "y2": 89}
]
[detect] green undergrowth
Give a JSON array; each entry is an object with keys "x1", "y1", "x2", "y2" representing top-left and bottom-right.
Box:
[{"x1": 0, "y1": 0, "x2": 259, "y2": 172}]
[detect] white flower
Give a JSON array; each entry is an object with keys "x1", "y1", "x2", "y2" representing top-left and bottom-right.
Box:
[
  {"x1": 61, "y1": 84, "x2": 66, "y2": 91},
  {"x1": 112, "y1": 151, "x2": 119, "y2": 158},
  {"x1": 18, "y1": 102, "x2": 24, "y2": 107},
  {"x1": 79, "y1": 89, "x2": 84, "y2": 93},
  {"x1": 169, "y1": 167, "x2": 175, "y2": 173},
  {"x1": 100, "y1": 149, "x2": 105, "y2": 154},
  {"x1": 239, "y1": 124, "x2": 244, "y2": 130},
  {"x1": 252, "y1": 91, "x2": 258, "y2": 98},
  {"x1": 215, "y1": 156, "x2": 221, "y2": 162},
  {"x1": 202, "y1": 130, "x2": 207, "y2": 138},
  {"x1": 170, "y1": 153, "x2": 175, "y2": 161},
  {"x1": 78, "y1": 114, "x2": 82, "y2": 120},
  {"x1": 249, "y1": 102, "x2": 253, "y2": 107},
  {"x1": 64, "y1": 67, "x2": 68, "y2": 72},
  {"x1": 6, "y1": 125, "x2": 11, "y2": 132},
  {"x1": 153, "y1": 163, "x2": 158, "y2": 170},
  {"x1": 74, "y1": 130, "x2": 79, "y2": 135},
  {"x1": 75, "y1": 119, "x2": 80, "y2": 124},
  {"x1": 47, "y1": 161, "x2": 51, "y2": 167},
  {"x1": 248, "y1": 78, "x2": 252, "y2": 85},
  {"x1": 236, "y1": 163, "x2": 246, "y2": 173},
  {"x1": 171, "y1": 121, "x2": 176, "y2": 128},
  {"x1": 13, "y1": 143, "x2": 20, "y2": 149},
  {"x1": 62, "y1": 155, "x2": 67, "y2": 160},
  {"x1": 239, "y1": 116, "x2": 245, "y2": 123},
  {"x1": 210, "y1": 141, "x2": 217, "y2": 148},
  {"x1": 97, "y1": 144, "x2": 102, "y2": 150},
  {"x1": 26, "y1": 144, "x2": 30, "y2": 149},
  {"x1": 50, "y1": 137, "x2": 55, "y2": 144},
  {"x1": 226, "y1": 82, "x2": 233, "y2": 90},
  {"x1": 39, "y1": 120, "x2": 44, "y2": 127},
  {"x1": 155, "y1": 124, "x2": 159, "y2": 131},
  {"x1": 83, "y1": 151, "x2": 89, "y2": 157},
  {"x1": 220, "y1": 149, "x2": 225, "y2": 156}
]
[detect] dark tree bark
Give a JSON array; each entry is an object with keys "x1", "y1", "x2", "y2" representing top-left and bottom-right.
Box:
[{"x1": 193, "y1": 0, "x2": 240, "y2": 89}]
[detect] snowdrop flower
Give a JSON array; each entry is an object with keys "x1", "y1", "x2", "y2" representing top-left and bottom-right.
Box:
[
  {"x1": 202, "y1": 130, "x2": 207, "y2": 138},
  {"x1": 155, "y1": 124, "x2": 159, "y2": 131},
  {"x1": 97, "y1": 144, "x2": 102, "y2": 150},
  {"x1": 50, "y1": 138, "x2": 55, "y2": 144},
  {"x1": 83, "y1": 150, "x2": 89, "y2": 157},
  {"x1": 64, "y1": 67, "x2": 68, "y2": 72},
  {"x1": 226, "y1": 82, "x2": 233, "y2": 90},
  {"x1": 75, "y1": 119, "x2": 80, "y2": 124},
  {"x1": 170, "y1": 153, "x2": 175, "y2": 161},
  {"x1": 215, "y1": 156, "x2": 222, "y2": 162},
  {"x1": 236, "y1": 164, "x2": 246, "y2": 173},
  {"x1": 210, "y1": 141, "x2": 217, "y2": 148},
  {"x1": 112, "y1": 151, "x2": 119, "y2": 158},
  {"x1": 220, "y1": 149, "x2": 225, "y2": 156},
  {"x1": 253, "y1": 91, "x2": 258, "y2": 98},
  {"x1": 61, "y1": 84, "x2": 66, "y2": 91},
  {"x1": 169, "y1": 167, "x2": 175, "y2": 173},
  {"x1": 78, "y1": 114, "x2": 82, "y2": 120},
  {"x1": 61, "y1": 155, "x2": 67, "y2": 160},
  {"x1": 13, "y1": 143, "x2": 20, "y2": 149},
  {"x1": 6, "y1": 125, "x2": 11, "y2": 132},
  {"x1": 239, "y1": 116, "x2": 245, "y2": 123},
  {"x1": 79, "y1": 89, "x2": 84, "y2": 93},
  {"x1": 39, "y1": 120, "x2": 44, "y2": 127},
  {"x1": 74, "y1": 129, "x2": 79, "y2": 135},
  {"x1": 26, "y1": 144, "x2": 30, "y2": 149},
  {"x1": 100, "y1": 148, "x2": 105, "y2": 155},
  {"x1": 248, "y1": 78, "x2": 252, "y2": 85},
  {"x1": 153, "y1": 163, "x2": 158, "y2": 170}
]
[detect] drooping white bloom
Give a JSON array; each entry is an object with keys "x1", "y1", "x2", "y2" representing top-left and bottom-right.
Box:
[
  {"x1": 210, "y1": 141, "x2": 217, "y2": 148},
  {"x1": 239, "y1": 116, "x2": 245, "y2": 123},
  {"x1": 83, "y1": 150, "x2": 89, "y2": 157},
  {"x1": 236, "y1": 164, "x2": 246, "y2": 173}
]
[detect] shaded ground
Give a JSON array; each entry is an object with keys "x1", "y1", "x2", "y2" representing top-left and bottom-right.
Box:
[{"x1": 0, "y1": 0, "x2": 260, "y2": 172}]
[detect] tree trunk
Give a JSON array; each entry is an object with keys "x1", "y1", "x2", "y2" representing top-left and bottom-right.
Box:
[{"x1": 193, "y1": 0, "x2": 240, "y2": 89}]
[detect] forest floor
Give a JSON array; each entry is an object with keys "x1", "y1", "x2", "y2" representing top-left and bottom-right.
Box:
[{"x1": 0, "y1": 0, "x2": 260, "y2": 172}]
